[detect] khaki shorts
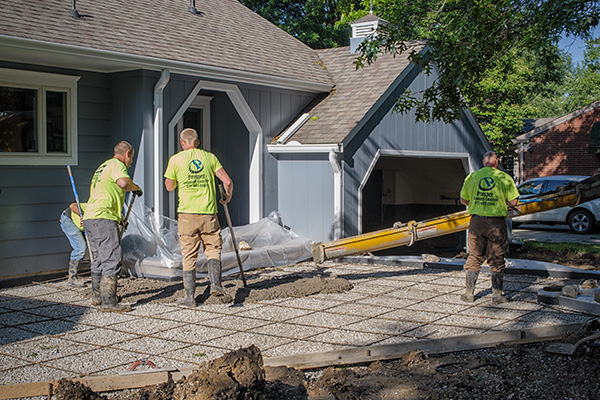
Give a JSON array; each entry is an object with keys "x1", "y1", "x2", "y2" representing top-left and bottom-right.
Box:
[{"x1": 178, "y1": 213, "x2": 222, "y2": 271}]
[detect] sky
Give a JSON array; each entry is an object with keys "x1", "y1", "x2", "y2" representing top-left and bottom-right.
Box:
[{"x1": 559, "y1": 26, "x2": 599, "y2": 65}]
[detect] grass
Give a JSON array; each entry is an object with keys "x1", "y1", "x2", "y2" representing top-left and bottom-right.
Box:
[{"x1": 520, "y1": 241, "x2": 600, "y2": 254}]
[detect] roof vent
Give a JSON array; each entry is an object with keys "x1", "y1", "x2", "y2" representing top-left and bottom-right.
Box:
[
  {"x1": 70, "y1": 0, "x2": 82, "y2": 19},
  {"x1": 349, "y1": 12, "x2": 388, "y2": 53},
  {"x1": 189, "y1": 0, "x2": 203, "y2": 15}
]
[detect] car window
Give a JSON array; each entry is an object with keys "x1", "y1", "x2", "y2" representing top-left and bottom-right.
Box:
[
  {"x1": 518, "y1": 181, "x2": 543, "y2": 196},
  {"x1": 544, "y1": 180, "x2": 573, "y2": 193}
]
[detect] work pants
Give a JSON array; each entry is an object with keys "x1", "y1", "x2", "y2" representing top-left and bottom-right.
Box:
[
  {"x1": 83, "y1": 219, "x2": 122, "y2": 276},
  {"x1": 464, "y1": 215, "x2": 508, "y2": 273},
  {"x1": 60, "y1": 210, "x2": 87, "y2": 261},
  {"x1": 178, "y1": 213, "x2": 222, "y2": 271}
]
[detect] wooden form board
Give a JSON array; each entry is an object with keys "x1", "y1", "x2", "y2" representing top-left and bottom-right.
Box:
[
  {"x1": 0, "y1": 323, "x2": 584, "y2": 399},
  {"x1": 263, "y1": 322, "x2": 585, "y2": 369}
]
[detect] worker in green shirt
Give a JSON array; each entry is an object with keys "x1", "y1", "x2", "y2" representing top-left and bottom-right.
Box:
[
  {"x1": 165, "y1": 128, "x2": 233, "y2": 306},
  {"x1": 83, "y1": 141, "x2": 143, "y2": 312},
  {"x1": 459, "y1": 150, "x2": 520, "y2": 304},
  {"x1": 59, "y1": 202, "x2": 87, "y2": 287}
]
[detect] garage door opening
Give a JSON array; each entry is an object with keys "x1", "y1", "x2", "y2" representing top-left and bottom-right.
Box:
[{"x1": 361, "y1": 155, "x2": 468, "y2": 257}]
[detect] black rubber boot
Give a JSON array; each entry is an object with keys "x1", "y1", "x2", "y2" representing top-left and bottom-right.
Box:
[
  {"x1": 99, "y1": 275, "x2": 131, "y2": 312},
  {"x1": 491, "y1": 272, "x2": 509, "y2": 304},
  {"x1": 67, "y1": 259, "x2": 86, "y2": 287},
  {"x1": 208, "y1": 258, "x2": 232, "y2": 301},
  {"x1": 177, "y1": 270, "x2": 197, "y2": 307},
  {"x1": 460, "y1": 271, "x2": 479, "y2": 303},
  {"x1": 91, "y1": 272, "x2": 102, "y2": 306}
]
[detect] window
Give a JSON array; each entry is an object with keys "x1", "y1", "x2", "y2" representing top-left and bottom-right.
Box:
[
  {"x1": 0, "y1": 68, "x2": 79, "y2": 165},
  {"x1": 590, "y1": 122, "x2": 600, "y2": 154}
]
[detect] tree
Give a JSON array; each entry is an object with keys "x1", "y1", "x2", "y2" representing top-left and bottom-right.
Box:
[
  {"x1": 355, "y1": 0, "x2": 600, "y2": 128},
  {"x1": 238, "y1": 0, "x2": 362, "y2": 49}
]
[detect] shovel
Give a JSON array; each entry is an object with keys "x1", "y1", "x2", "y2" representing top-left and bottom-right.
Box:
[
  {"x1": 218, "y1": 183, "x2": 247, "y2": 287},
  {"x1": 544, "y1": 331, "x2": 600, "y2": 355}
]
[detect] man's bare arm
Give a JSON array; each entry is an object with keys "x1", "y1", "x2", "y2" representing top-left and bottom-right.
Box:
[
  {"x1": 116, "y1": 177, "x2": 142, "y2": 192},
  {"x1": 215, "y1": 168, "x2": 233, "y2": 204},
  {"x1": 165, "y1": 178, "x2": 177, "y2": 192}
]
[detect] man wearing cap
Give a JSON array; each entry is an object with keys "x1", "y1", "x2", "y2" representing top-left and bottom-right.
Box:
[{"x1": 459, "y1": 150, "x2": 519, "y2": 304}]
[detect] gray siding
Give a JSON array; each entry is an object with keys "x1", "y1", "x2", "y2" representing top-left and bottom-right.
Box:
[
  {"x1": 277, "y1": 154, "x2": 335, "y2": 241},
  {"x1": 0, "y1": 64, "x2": 111, "y2": 277},
  {"x1": 239, "y1": 85, "x2": 314, "y2": 221},
  {"x1": 342, "y1": 68, "x2": 489, "y2": 236}
]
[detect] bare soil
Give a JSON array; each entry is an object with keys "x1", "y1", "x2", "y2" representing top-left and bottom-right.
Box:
[{"x1": 62, "y1": 248, "x2": 600, "y2": 400}]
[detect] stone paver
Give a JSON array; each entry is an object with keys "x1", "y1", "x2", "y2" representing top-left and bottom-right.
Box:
[{"x1": 0, "y1": 260, "x2": 597, "y2": 388}]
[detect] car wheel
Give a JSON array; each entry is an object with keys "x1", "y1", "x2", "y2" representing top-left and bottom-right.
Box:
[{"x1": 567, "y1": 209, "x2": 595, "y2": 234}]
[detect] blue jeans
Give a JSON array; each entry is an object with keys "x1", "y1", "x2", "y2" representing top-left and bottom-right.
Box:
[{"x1": 60, "y1": 212, "x2": 87, "y2": 261}]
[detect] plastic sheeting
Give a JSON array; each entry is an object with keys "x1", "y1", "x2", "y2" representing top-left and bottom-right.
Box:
[{"x1": 120, "y1": 200, "x2": 313, "y2": 280}]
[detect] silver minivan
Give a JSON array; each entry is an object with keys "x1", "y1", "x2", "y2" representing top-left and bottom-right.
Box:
[{"x1": 512, "y1": 175, "x2": 600, "y2": 234}]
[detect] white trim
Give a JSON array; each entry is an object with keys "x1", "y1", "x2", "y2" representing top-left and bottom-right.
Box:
[
  {"x1": 329, "y1": 151, "x2": 343, "y2": 240},
  {"x1": 267, "y1": 143, "x2": 341, "y2": 154},
  {"x1": 276, "y1": 113, "x2": 310, "y2": 144},
  {"x1": 167, "y1": 80, "x2": 263, "y2": 222},
  {"x1": 357, "y1": 150, "x2": 472, "y2": 234},
  {"x1": 0, "y1": 67, "x2": 80, "y2": 166},
  {"x1": 0, "y1": 36, "x2": 333, "y2": 94},
  {"x1": 153, "y1": 69, "x2": 170, "y2": 216}
]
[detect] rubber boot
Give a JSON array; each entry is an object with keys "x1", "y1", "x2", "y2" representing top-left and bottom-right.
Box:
[
  {"x1": 208, "y1": 259, "x2": 232, "y2": 301},
  {"x1": 67, "y1": 259, "x2": 86, "y2": 287},
  {"x1": 460, "y1": 271, "x2": 479, "y2": 303},
  {"x1": 99, "y1": 275, "x2": 131, "y2": 312},
  {"x1": 91, "y1": 272, "x2": 102, "y2": 306},
  {"x1": 491, "y1": 272, "x2": 509, "y2": 304},
  {"x1": 177, "y1": 270, "x2": 197, "y2": 307}
]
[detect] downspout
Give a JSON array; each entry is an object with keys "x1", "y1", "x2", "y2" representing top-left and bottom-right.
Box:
[
  {"x1": 154, "y1": 69, "x2": 170, "y2": 216},
  {"x1": 329, "y1": 149, "x2": 343, "y2": 240}
]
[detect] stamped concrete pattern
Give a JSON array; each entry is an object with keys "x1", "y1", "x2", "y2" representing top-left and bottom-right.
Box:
[{"x1": 0, "y1": 261, "x2": 596, "y2": 387}]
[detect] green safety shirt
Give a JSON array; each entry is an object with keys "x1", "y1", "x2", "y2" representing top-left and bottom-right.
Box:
[
  {"x1": 164, "y1": 148, "x2": 223, "y2": 214},
  {"x1": 83, "y1": 158, "x2": 130, "y2": 222},
  {"x1": 460, "y1": 167, "x2": 519, "y2": 217},
  {"x1": 71, "y1": 203, "x2": 87, "y2": 231}
]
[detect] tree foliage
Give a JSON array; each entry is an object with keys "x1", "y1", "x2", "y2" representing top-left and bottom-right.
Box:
[
  {"x1": 238, "y1": 0, "x2": 362, "y2": 48},
  {"x1": 354, "y1": 0, "x2": 600, "y2": 133}
]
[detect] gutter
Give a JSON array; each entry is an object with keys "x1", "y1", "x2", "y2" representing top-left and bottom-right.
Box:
[
  {"x1": 0, "y1": 36, "x2": 333, "y2": 94},
  {"x1": 153, "y1": 69, "x2": 170, "y2": 216}
]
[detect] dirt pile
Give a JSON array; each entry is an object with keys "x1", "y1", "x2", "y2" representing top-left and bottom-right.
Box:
[{"x1": 509, "y1": 244, "x2": 600, "y2": 270}]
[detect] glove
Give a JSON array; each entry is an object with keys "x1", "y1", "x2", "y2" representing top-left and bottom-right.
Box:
[{"x1": 132, "y1": 189, "x2": 143, "y2": 197}]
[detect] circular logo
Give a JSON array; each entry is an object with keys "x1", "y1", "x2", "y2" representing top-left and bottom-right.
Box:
[
  {"x1": 188, "y1": 159, "x2": 204, "y2": 174},
  {"x1": 478, "y1": 177, "x2": 495, "y2": 191}
]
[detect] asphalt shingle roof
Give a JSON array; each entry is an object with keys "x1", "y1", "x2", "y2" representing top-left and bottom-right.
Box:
[
  {"x1": 0, "y1": 0, "x2": 333, "y2": 87},
  {"x1": 283, "y1": 43, "x2": 426, "y2": 144}
]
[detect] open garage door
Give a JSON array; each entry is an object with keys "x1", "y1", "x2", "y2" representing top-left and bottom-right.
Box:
[{"x1": 361, "y1": 155, "x2": 469, "y2": 256}]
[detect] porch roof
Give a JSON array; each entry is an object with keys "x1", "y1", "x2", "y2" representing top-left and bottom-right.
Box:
[
  {"x1": 0, "y1": 0, "x2": 333, "y2": 91},
  {"x1": 278, "y1": 42, "x2": 426, "y2": 145}
]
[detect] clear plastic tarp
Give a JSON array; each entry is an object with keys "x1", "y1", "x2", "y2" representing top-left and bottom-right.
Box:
[{"x1": 121, "y1": 201, "x2": 313, "y2": 280}]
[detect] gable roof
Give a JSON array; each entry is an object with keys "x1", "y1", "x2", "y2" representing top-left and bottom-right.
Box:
[
  {"x1": 278, "y1": 42, "x2": 426, "y2": 144},
  {"x1": 514, "y1": 100, "x2": 600, "y2": 143},
  {"x1": 0, "y1": 0, "x2": 333, "y2": 92}
]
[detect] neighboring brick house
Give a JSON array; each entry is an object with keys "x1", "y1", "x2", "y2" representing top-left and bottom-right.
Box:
[{"x1": 513, "y1": 100, "x2": 600, "y2": 183}]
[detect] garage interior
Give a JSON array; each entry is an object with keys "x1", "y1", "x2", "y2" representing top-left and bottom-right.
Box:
[{"x1": 362, "y1": 156, "x2": 469, "y2": 257}]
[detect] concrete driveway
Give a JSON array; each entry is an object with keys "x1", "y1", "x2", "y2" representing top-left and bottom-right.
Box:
[{"x1": 512, "y1": 224, "x2": 600, "y2": 245}]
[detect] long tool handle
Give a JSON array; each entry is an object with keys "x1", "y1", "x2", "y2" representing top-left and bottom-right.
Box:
[
  {"x1": 119, "y1": 193, "x2": 137, "y2": 241},
  {"x1": 218, "y1": 183, "x2": 247, "y2": 287},
  {"x1": 66, "y1": 165, "x2": 94, "y2": 263}
]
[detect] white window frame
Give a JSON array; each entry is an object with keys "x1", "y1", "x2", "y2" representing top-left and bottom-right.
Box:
[{"x1": 0, "y1": 68, "x2": 80, "y2": 166}]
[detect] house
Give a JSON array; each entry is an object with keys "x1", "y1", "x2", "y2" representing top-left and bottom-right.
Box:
[
  {"x1": 513, "y1": 100, "x2": 600, "y2": 183},
  {"x1": 0, "y1": 2, "x2": 491, "y2": 280},
  {"x1": 267, "y1": 14, "x2": 492, "y2": 252}
]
